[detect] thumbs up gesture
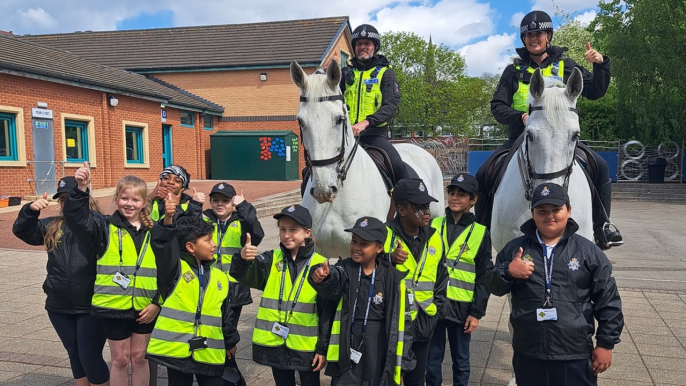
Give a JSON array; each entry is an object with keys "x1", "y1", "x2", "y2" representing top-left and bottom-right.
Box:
[
  {"x1": 312, "y1": 260, "x2": 330, "y2": 283},
  {"x1": 30, "y1": 192, "x2": 50, "y2": 212},
  {"x1": 74, "y1": 161, "x2": 91, "y2": 192},
  {"x1": 164, "y1": 192, "x2": 178, "y2": 218},
  {"x1": 191, "y1": 187, "x2": 206, "y2": 204},
  {"x1": 584, "y1": 42, "x2": 604, "y2": 64},
  {"x1": 391, "y1": 240, "x2": 408, "y2": 264},
  {"x1": 508, "y1": 247, "x2": 534, "y2": 279},
  {"x1": 240, "y1": 233, "x2": 258, "y2": 261}
]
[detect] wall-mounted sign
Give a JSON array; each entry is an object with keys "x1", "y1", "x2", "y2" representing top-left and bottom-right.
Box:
[
  {"x1": 34, "y1": 121, "x2": 49, "y2": 129},
  {"x1": 161, "y1": 109, "x2": 167, "y2": 123},
  {"x1": 32, "y1": 108, "x2": 53, "y2": 119}
]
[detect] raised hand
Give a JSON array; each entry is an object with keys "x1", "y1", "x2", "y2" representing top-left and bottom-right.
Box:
[
  {"x1": 191, "y1": 187, "x2": 206, "y2": 204},
  {"x1": 74, "y1": 161, "x2": 90, "y2": 191},
  {"x1": 311, "y1": 260, "x2": 330, "y2": 283},
  {"x1": 232, "y1": 190, "x2": 245, "y2": 206},
  {"x1": 391, "y1": 240, "x2": 408, "y2": 264},
  {"x1": 30, "y1": 192, "x2": 49, "y2": 212},
  {"x1": 151, "y1": 180, "x2": 170, "y2": 201},
  {"x1": 584, "y1": 42, "x2": 604, "y2": 64},
  {"x1": 240, "y1": 233, "x2": 258, "y2": 261},
  {"x1": 507, "y1": 247, "x2": 534, "y2": 279},
  {"x1": 164, "y1": 193, "x2": 177, "y2": 217}
]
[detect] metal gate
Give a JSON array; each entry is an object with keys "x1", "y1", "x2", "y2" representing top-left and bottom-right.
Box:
[{"x1": 617, "y1": 140, "x2": 683, "y2": 182}]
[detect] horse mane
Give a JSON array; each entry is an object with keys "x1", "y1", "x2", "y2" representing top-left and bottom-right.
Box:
[{"x1": 527, "y1": 77, "x2": 577, "y2": 132}]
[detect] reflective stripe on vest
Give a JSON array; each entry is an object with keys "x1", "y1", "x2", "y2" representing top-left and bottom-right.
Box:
[
  {"x1": 252, "y1": 250, "x2": 327, "y2": 352},
  {"x1": 383, "y1": 227, "x2": 443, "y2": 320},
  {"x1": 147, "y1": 260, "x2": 229, "y2": 365},
  {"x1": 150, "y1": 200, "x2": 190, "y2": 222},
  {"x1": 512, "y1": 60, "x2": 565, "y2": 113},
  {"x1": 92, "y1": 224, "x2": 157, "y2": 311},
  {"x1": 204, "y1": 216, "x2": 242, "y2": 283},
  {"x1": 344, "y1": 66, "x2": 389, "y2": 126},
  {"x1": 326, "y1": 299, "x2": 343, "y2": 362},
  {"x1": 430, "y1": 217, "x2": 486, "y2": 302}
]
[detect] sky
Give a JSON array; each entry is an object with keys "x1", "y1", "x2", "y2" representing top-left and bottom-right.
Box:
[{"x1": 1, "y1": 0, "x2": 603, "y2": 77}]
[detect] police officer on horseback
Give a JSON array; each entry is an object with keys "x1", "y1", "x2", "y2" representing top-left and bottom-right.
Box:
[{"x1": 476, "y1": 10, "x2": 622, "y2": 249}]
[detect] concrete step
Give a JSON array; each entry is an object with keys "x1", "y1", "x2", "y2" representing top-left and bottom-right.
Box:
[{"x1": 251, "y1": 189, "x2": 301, "y2": 218}]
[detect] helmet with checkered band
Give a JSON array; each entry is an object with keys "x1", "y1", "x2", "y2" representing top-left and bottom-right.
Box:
[
  {"x1": 520, "y1": 11, "x2": 554, "y2": 44},
  {"x1": 351, "y1": 24, "x2": 381, "y2": 52}
]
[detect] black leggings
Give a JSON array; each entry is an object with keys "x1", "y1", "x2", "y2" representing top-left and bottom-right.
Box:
[
  {"x1": 166, "y1": 367, "x2": 223, "y2": 386},
  {"x1": 359, "y1": 133, "x2": 411, "y2": 181},
  {"x1": 47, "y1": 311, "x2": 109, "y2": 384},
  {"x1": 271, "y1": 367, "x2": 320, "y2": 386}
]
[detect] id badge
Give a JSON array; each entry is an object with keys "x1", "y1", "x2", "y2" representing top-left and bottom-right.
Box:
[
  {"x1": 536, "y1": 308, "x2": 558, "y2": 322},
  {"x1": 112, "y1": 271, "x2": 131, "y2": 289},
  {"x1": 188, "y1": 336, "x2": 207, "y2": 350},
  {"x1": 272, "y1": 322, "x2": 290, "y2": 339},
  {"x1": 350, "y1": 348, "x2": 363, "y2": 364},
  {"x1": 408, "y1": 292, "x2": 414, "y2": 305}
]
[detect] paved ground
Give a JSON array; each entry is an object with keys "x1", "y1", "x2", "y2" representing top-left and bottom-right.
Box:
[{"x1": 1, "y1": 200, "x2": 685, "y2": 385}]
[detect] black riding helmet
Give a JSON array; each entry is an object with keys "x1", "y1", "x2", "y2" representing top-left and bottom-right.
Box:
[
  {"x1": 520, "y1": 10, "x2": 554, "y2": 44},
  {"x1": 351, "y1": 24, "x2": 381, "y2": 53}
]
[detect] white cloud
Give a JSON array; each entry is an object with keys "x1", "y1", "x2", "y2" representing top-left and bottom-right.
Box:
[
  {"x1": 18, "y1": 8, "x2": 58, "y2": 31},
  {"x1": 529, "y1": 0, "x2": 600, "y2": 15},
  {"x1": 458, "y1": 33, "x2": 516, "y2": 77},
  {"x1": 574, "y1": 10, "x2": 596, "y2": 26},
  {"x1": 510, "y1": 12, "x2": 525, "y2": 29}
]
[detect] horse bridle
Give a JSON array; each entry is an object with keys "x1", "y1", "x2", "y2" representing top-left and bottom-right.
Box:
[
  {"x1": 517, "y1": 104, "x2": 580, "y2": 201},
  {"x1": 298, "y1": 94, "x2": 360, "y2": 183}
]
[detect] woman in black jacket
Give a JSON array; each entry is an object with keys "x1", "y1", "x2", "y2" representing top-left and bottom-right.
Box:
[{"x1": 13, "y1": 176, "x2": 110, "y2": 386}]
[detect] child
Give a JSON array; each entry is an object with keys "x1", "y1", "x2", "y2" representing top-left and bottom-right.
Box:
[
  {"x1": 149, "y1": 165, "x2": 204, "y2": 221},
  {"x1": 64, "y1": 162, "x2": 161, "y2": 386},
  {"x1": 384, "y1": 178, "x2": 447, "y2": 386},
  {"x1": 484, "y1": 183, "x2": 623, "y2": 386},
  {"x1": 147, "y1": 195, "x2": 239, "y2": 386},
  {"x1": 203, "y1": 182, "x2": 264, "y2": 326},
  {"x1": 12, "y1": 176, "x2": 110, "y2": 386},
  {"x1": 426, "y1": 173, "x2": 492, "y2": 386},
  {"x1": 308, "y1": 216, "x2": 414, "y2": 386},
  {"x1": 231, "y1": 204, "x2": 335, "y2": 386}
]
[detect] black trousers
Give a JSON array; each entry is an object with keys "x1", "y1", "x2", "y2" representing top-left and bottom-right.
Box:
[
  {"x1": 513, "y1": 353, "x2": 597, "y2": 386},
  {"x1": 166, "y1": 367, "x2": 223, "y2": 386},
  {"x1": 359, "y1": 132, "x2": 411, "y2": 182},
  {"x1": 403, "y1": 340, "x2": 431, "y2": 386},
  {"x1": 271, "y1": 367, "x2": 320, "y2": 386}
]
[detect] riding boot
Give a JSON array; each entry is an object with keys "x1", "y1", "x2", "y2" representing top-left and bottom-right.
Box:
[{"x1": 594, "y1": 180, "x2": 623, "y2": 249}]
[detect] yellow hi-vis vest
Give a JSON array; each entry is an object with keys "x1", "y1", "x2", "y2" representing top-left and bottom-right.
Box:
[
  {"x1": 252, "y1": 250, "x2": 327, "y2": 351},
  {"x1": 150, "y1": 199, "x2": 190, "y2": 222},
  {"x1": 147, "y1": 260, "x2": 229, "y2": 365},
  {"x1": 344, "y1": 65, "x2": 389, "y2": 126},
  {"x1": 512, "y1": 60, "x2": 565, "y2": 113},
  {"x1": 204, "y1": 216, "x2": 242, "y2": 283},
  {"x1": 327, "y1": 279, "x2": 407, "y2": 385},
  {"x1": 92, "y1": 224, "x2": 157, "y2": 311},
  {"x1": 383, "y1": 227, "x2": 443, "y2": 320},
  {"x1": 430, "y1": 217, "x2": 486, "y2": 303}
]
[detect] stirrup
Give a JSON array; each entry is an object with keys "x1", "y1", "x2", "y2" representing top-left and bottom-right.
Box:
[{"x1": 604, "y1": 222, "x2": 623, "y2": 246}]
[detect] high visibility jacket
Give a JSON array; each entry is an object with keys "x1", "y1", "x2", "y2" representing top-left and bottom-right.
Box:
[
  {"x1": 147, "y1": 259, "x2": 229, "y2": 365},
  {"x1": 344, "y1": 66, "x2": 389, "y2": 126},
  {"x1": 430, "y1": 217, "x2": 486, "y2": 303},
  {"x1": 150, "y1": 200, "x2": 190, "y2": 222},
  {"x1": 92, "y1": 224, "x2": 157, "y2": 311},
  {"x1": 512, "y1": 60, "x2": 565, "y2": 112},
  {"x1": 383, "y1": 227, "x2": 443, "y2": 320},
  {"x1": 252, "y1": 250, "x2": 327, "y2": 351},
  {"x1": 205, "y1": 216, "x2": 242, "y2": 283}
]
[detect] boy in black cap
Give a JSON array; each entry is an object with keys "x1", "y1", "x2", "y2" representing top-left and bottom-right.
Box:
[
  {"x1": 308, "y1": 216, "x2": 415, "y2": 385},
  {"x1": 485, "y1": 182, "x2": 623, "y2": 386},
  {"x1": 427, "y1": 173, "x2": 492, "y2": 386},
  {"x1": 384, "y1": 178, "x2": 448, "y2": 386},
  {"x1": 203, "y1": 182, "x2": 264, "y2": 326}
]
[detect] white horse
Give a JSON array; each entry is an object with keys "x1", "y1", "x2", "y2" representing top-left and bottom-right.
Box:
[
  {"x1": 491, "y1": 67, "x2": 593, "y2": 252},
  {"x1": 291, "y1": 60, "x2": 445, "y2": 258}
]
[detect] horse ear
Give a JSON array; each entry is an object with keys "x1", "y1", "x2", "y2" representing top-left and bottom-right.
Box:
[
  {"x1": 565, "y1": 67, "x2": 583, "y2": 100},
  {"x1": 326, "y1": 59, "x2": 341, "y2": 91},
  {"x1": 530, "y1": 69, "x2": 545, "y2": 99},
  {"x1": 290, "y1": 60, "x2": 307, "y2": 91}
]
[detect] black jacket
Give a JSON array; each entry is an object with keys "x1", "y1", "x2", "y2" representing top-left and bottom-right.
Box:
[
  {"x1": 484, "y1": 218, "x2": 623, "y2": 360},
  {"x1": 203, "y1": 200, "x2": 265, "y2": 307},
  {"x1": 12, "y1": 203, "x2": 98, "y2": 314},
  {"x1": 307, "y1": 257, "x2": 415, "y2": 384},
  {"x1": 230, "y1": 241, "x2": 336, "y2": 371},
  {"x1": 436, "y1": 210, "x2": 492, "y2": 323},
  {"x1": 491, "y1": 46, "x2": 611, "y2": 139},
  {"x1": 147, "y1": 223, "x2": 239, "y2": 377},
  {"x1": 387, "y1": 218, "x2": 448, "y2": 342},
  {"x1": 341, "y1": 55, "x2": 400, "y2": 135}
]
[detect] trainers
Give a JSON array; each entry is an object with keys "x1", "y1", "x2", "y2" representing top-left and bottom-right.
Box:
[
  {"x1": 604, "y1": 223, "x2": 623, "y2": 246},
  {"x1": 595, "y1": 227, "x2": 611, "y2": 250}
]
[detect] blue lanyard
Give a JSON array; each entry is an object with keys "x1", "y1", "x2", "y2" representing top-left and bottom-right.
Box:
[
  {"x1": 540, "y1": 243, "x2": 556, "y2": 307},
  {"x1": 350, "y1": 265, "x2": 376, "y2": 347},
  {"x1": 278, "y1": 255, "x2": 313, "y2": 324},
  {"x1": 194, "y1": 264, "x2": 208, "y2": 334},
  {"x1": 117, "y1": 229, "x2": 151, "y2": 275}
]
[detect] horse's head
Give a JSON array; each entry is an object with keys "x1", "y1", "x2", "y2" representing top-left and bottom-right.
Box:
[
  {"x1": 524, "y1": 67, "x2": 583, "y2": 188},
  {"x1": 291, "y1": 59, "x2": 350, "y2": 204}
]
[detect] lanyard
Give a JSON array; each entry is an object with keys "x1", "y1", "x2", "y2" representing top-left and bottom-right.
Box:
[
  {"x1": 194, "y1": 264, "x2": 208, "y2": 335},
  {"x1": 389, "y1": 233, "x2": 429, "y2": 290},
  {"x1": 440, "y1": 219, "x2": 475, "y2": 270},
  {"x1": 278, "y1": 254, "x2": 313, "y2": 324},
  {"x1": 216, "y1": 220, "x2": 227, "y2": 268},
  {"x1": 350, "y1": 266, "x2": 376, "y2": 348},
  {"x1": 117, "y1": 229, "x2": 151, "y2": 276},
  {"x1": 540, "y1": 243, "x2": 556, "y2": 307}
]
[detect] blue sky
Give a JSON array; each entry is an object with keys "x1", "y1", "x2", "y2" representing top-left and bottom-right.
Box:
[{"x1": 2, "y1": 0, "x2": 602, "y2": 76}]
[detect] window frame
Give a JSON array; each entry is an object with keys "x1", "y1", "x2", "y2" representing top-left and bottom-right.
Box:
[
  {"x1": 122, "y1": 121, "x2": 150, "y2": 169},
  {"x1": 0, "y1": 112, "x2": 18, "y2": 161},
  {"x1": 61, "y1": 114, "x2": 97, "y2": 167},
  {"x1": 0, "y1": 106, "x2": 26, "y2": 167},
  {"x1": 180, "y1": 111, "x2": 195, "y2": 128},
  {"x1": 340, "y1": 50, "x2": 350, "y2": 68},
  {"x1": 203, "y1": 114, "x2": 214, "y2": 130}
]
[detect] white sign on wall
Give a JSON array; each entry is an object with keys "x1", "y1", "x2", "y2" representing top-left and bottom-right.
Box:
[
  {"x1": 31, "y1": 108, "x2": 53, "y2": 119},
  {"x1": 161, "y1": 109, "x2": 167, "y2": 123}
]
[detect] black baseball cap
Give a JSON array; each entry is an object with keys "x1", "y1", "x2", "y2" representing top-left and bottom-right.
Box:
[
  {"x1": 273, "y1": 204, "x2": 313, "y2": 228},
  {"x1": 447, "y1": 173, "x2": 478, "y2": 194},
  {"x1": 531, "y1": 183, "x2": 569, "y2": 208},
  {"x1": 392, "y1": 178, "x2": 438, "y2": 205},
  {"x1": 209, "y1": 182, "x2": 236, "y2": 199},
  {"x1": 53, "y1": 176, "x2": 77, "y2": 199},
  {"x1": 345, "y1": 216, "x2": 387, "y2": 244}
]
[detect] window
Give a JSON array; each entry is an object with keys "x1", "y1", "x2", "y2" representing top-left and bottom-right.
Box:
[
  {"x1": 340, "y1": 50, "x2": 349, "y2": 68},
  {"x1": 64, "y1": 120, "x2": 89, "y2": 162},
  {"x1": 203, "y1": 114, "x2": 214, "y2": 130},
  {"x1": 180, "y1": 111, "x2": 194, "y2": 128},
  {"x1": 0, "y1": 112, "x2": 17, "y2": 161},
  {"x1": 125, "y1": 126, "x2": 144, "y2": 164}
]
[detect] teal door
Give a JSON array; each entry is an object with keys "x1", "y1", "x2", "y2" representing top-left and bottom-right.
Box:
[{"x1": 162, "y1": 125, "x2": 173, "y2": 168}]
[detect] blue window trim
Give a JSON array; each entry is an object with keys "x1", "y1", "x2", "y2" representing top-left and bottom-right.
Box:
[
  {"x1": 203, "y1": 114, "x2": 214, "y2": 130},
  {"x1": 0, "y1": 112, "x2": 18, "y2": 161},
  {"x1": 180, "y1": 111, "x2": 195, "y2": 128},
  {"x1": 65, "y1": 119, "x2": 89, "y2": 163},
  {"x1": 125, "y1": 126, "x2": 144, "y2": 164},
  {"x1": 340, "y1": 50, "x2": 349, "y2": 68}
]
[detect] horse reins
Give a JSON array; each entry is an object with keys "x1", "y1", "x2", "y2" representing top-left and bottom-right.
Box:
[{"x1": 518, "y1": 104, "x2": 579, "y2": 201}]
